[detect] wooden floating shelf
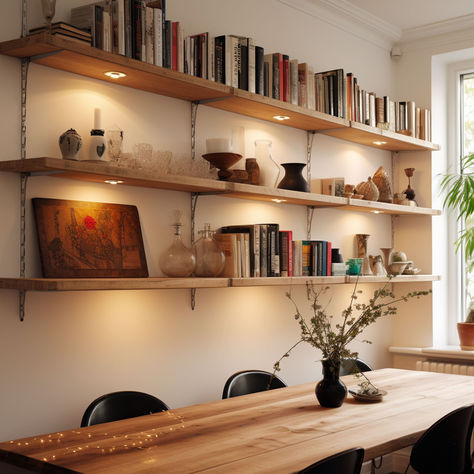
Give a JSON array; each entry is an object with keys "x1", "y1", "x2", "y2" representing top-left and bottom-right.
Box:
[
  {"x1": 0, "y1": 34, "x2": 439, "y2": 152},
  {"x1": 0, "y1": 158, "x2": 442, "y2": 215},
  {"x1": 0, "y1": 275, "x2": 440, "y2": 291}
]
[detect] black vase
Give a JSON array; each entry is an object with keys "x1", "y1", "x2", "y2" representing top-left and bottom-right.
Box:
[
  {"x1": 277, "y1": 163, "x2": 309, "y2": 192},
  {"x1": 315, "y1": 359, "x2": 347, "y2": 408}
]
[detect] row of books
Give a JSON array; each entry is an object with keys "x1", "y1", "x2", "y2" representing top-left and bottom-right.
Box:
[
  {"x1": 215, "y1": 224, "x2": 333, "y2": 278},
  {"x1": 67, "y1": 2, "x2": 432, "y2": 141}
]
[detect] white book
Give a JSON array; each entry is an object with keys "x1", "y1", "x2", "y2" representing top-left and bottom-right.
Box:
[
  {"x1": 145, "y1": 6, "x2": 154, "y2": 64},
  {"x1": 201, "y1": 33, "x2": 208, "y2": 79},
  {"x1": 230, "y1": 36, "x2": 239, "y2": 88},
  {"x1": 369, "y1": 93, "x2": 376, "y2": 127},
  {"x1": 102, "y1": 10, "x2": 112, "y2": 52},
  {"x1": 185, "y1": 36, "x2": 191, "y2": 75},
  {"x1": 208, "y1": 36, "x2": 215, "y2": 82},
  {"x1": 247, "y1": 37, "x2": 256, "y2": 93},
  {"x1": 117, "y1": 0, "x2": 125, "y2": 55},
  {"x1": 307, "y1": 64, "x2": 315, "y2": 110},
  {"x1": 389, "y1": 100, "x2": 396, "y2": 132},
  {"x1": 153, "y1": 7, "x2": 162, "y2": 67},
  {"x1": 236, "y1": 234, "x2": 243, "y2": 277},
  {"x1": 141, "y1": 2, "x2": 146, "y2": 61},
  {"x1": 253, "y1": 224, "x2": 260, "y2": 278},
  {"x1": 242, "y1": 233, "x2": 250, "y2": 278}
]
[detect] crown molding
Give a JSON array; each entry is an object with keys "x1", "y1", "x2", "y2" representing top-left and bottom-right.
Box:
[
  {"x1": 397, "y1": 26, "x2": 474, "y2": 53},
  {"x1": 401, "y1": 13, "x2": 474, "y2": 43},
  {"x1": 277, "y1": 0, "x2": 400, "y2": 50}
]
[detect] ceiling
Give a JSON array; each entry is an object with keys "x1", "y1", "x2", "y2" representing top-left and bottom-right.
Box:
[{"x1": 346, "y1": 0, "x2": 474, "y2": 34}]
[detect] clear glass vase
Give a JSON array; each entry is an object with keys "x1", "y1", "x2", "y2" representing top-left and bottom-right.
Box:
[
  {"x1": 159, "y1": 219, "x2": 196, "y2": 277},
  {"x1": 193, "y1": 224, "x2": 225, "y2": 277},
  {"x1": 254, "y1": 139, "x2": 280, "y2": 187}
]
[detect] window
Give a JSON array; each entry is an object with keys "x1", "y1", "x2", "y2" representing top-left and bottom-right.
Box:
[{"x1": 460, "y1": 73, "x2": 474, "y2": 319}]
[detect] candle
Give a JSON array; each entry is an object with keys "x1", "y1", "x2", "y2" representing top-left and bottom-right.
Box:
[
  {"x1": 94, "y1": 108, "x2": 102, "y2": 130},
  {"x1": 206, "y1": 138, "x2": 231, "y2": 154}
]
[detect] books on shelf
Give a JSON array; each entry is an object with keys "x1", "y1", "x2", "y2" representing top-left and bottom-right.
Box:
[
  {"x1": 293, "y1": 239, "x2": 332, "y2": 277},
  {"x1": 66, "y1": 3, "x2": 433, "y2": 141}
]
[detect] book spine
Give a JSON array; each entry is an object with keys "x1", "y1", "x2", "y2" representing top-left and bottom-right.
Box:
[
  {"x1": 145, "y1": 6, "x2": 154, "y2": 63},
  {"x1": 279, "y1": 231, "x2": 289, "y2": 277},
  {"x1": 407, "y1": 100, "x2": 416, "y2": 137},
  {"x1": 282, "y1": 54, "x2": 289, "y2": 102},
  {"x1": 152, "y1": 7, "x2": 162, "y2": 66},
  {"x1": 201, "y1": 33, "x2": 208, "y2": 79},
  {"x1": 302, "y1": 240, "x2": 312, "y2": 277},
  {"x1": 208, "y1": 36, "x2": 215, "y2": 81},
  {"x1": 253, "y1": 225, "x2": 260, "y2": 278},
  {"x1": 102, "y1": 8, "x2": 111, "y2": 53},
  {"x1": 132, "y1": 0, "x2": 142, "y2": 60},
  {"x1": 177, "y1": 23, "x2": 184, "y2": 73},
  {"x1": 326, "y1": 241, "x2": 332, "y2": 276},
  {"x1": 117, "y1": 0, "x2": 125, "y2": 55},
  {"x1": 255, "y1": 46, "x2": 264, "y2": 95},
  {"x1": 272, "y1": 53, "x2": 282, "y2": 100},
  {"x1": 290, "y1": 59, "x2": 298, "y2": 105},
  {"x1": 238, "y1": 40, "x2": 248, "y2": 90},
  {"x1": 171, "y1": 22, "x2": 178, "y2": 70},
  {"x1": 164, "y1": 19, "x2": 172, "y2": 68},
  {"x1": 247, "y1": 38, "x2": 255, "y2": 93},
  {"x1": 264, "y1": 54, "x2": 272, "y2": 98},
  {"x1": 230, "y1": 36, "x2": 239, "y2": 87},
  {"x1": 225, "y1": 36, "x2": 233, "y2": 86},
  {"x1": 260, "y1": 225, "x2": 268, "y2": 278},
  {"x1": 214, "y1": 36, "x2": 224, "y2": 84}
]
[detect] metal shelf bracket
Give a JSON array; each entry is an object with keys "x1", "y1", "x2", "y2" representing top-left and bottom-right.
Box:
[
  {"x1": 191, "y1": 101, "x2": 199, "y2": 160},
  {"x1": 190, "y1": 192, "x2": 199, "y2": 310}
]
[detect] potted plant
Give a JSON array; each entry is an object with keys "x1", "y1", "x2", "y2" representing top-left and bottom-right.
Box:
[
  {"x1": 441, "y1": 152, "x2": 474, "y2": 349},
  {"x1": 273, "y1": 280, "x2": 430, "y2": 407}
]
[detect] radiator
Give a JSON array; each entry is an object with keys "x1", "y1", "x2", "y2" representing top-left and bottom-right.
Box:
[{"x1": 415, "y1": 360, "x2": 474, "y2": 376}]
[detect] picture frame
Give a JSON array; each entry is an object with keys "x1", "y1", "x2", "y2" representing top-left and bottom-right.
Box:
[{"x1": 32, "y1": 198, "x2": 148, "y2": 278}]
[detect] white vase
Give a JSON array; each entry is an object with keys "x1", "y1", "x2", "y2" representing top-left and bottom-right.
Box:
[{"x1": 254, "y1": 139, "x2": 280, "y2": 187}]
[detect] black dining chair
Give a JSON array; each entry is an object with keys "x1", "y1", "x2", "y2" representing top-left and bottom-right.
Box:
[
  {"x1": 340, "y1": 358, "x2": 372, "y2": 376},
  {"x1": 407, "y1": 404, "x2": 474, "y2": 474},
  {"x1": 222, "y1": 370, "x2": 287, "y2": 399},
  {"x1": 298, "y1": 447, "x2": 364, "y2": 474},
  {"x1": 80, "y1": 390, "x2": 170, "y2": 427}
]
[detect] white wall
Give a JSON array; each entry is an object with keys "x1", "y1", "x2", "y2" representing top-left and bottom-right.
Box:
[{"x1": 0, "y1": 0, "x2": 417, "y2": 442}]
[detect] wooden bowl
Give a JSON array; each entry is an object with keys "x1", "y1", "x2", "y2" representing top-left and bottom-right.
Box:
[{"x1": 202, "y1": 153, "x2": 242, "y2": 180}]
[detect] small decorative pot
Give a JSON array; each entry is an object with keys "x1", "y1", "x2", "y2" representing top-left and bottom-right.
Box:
[
  {"x1": 372, "y1": 166, "x2": 392, "y2": 203},
  {"x1": 356, "y1": 176, "x2": 379, "y2": 201},
  {"x1": 277, "y1": 163, "x2": 309, "y2": 192},
  {"x1": 59, "y1": 128, "x2": 82, "y2": 160},
  {"x1": 315, "y1": 359, "x2": 347, "y2": 408}
]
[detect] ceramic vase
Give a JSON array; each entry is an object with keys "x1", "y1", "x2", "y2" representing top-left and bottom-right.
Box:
[
  {"x1": 380, "y1": 247, "x2": 393, "y2": 273},
  {"x1": 59, "y1": 128, "x2": 82, "y2": 160},
  {"x1": 315, "y1": 359, "x2": 347, "y2": 408},
  {"x1": 89, "y1": 130, "x2": 106, "y2": 161},
  {"x1": 254, "y1": 139, "x2": 280, "y2": 187},
  {"x1": 356, "y1": 233, "x2": 373, "y2": 275},
  {"x1": 277, "y1": 163, "x2": 310, "y2": 192}
]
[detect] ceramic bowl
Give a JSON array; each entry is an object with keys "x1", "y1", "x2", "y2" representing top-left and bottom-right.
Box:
[{"x1": 389, "y1": 261, "x2": 410, "y2": 275}]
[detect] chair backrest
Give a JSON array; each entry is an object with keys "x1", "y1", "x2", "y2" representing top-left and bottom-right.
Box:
[
  {"x1": 80, "y1": 391, "x2": 169, "y2": 427},
  {"x1": 340, "y1": 358, "x2": 372, "y2": 376},
  {"x1": 410, "y1": 404, "x2": 474, "y2": 474},
  {"x1": 222, "y1": 370, "x2": 287, "y2": 399},
  {"x1": 298, "y1": 447, "x2": 364, "y2": 474}
]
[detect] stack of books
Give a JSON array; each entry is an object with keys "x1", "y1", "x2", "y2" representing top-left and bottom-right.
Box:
[{"x1": 28, "y1": 22, "x2": 91, "y2": 45}]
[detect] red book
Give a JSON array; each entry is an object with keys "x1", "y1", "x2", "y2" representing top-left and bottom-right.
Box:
[
  {"x1": 172, "y1": 21, "x2": 178, "y2": 70},
  {"x1": 346, "y1": 73, "x2": 353, "y2": 120},
  {"x1": 326, "y1": 241, "x2": 332, "y2": 276},
  {"x1": 279, "y1": 230, "x2": 293, "y2": 277}
]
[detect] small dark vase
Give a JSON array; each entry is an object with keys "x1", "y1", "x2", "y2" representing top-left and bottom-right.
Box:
[
  {"x1": 315, "y1": 359, "x2": 347, "y2": 408},
  {"x1": 277, "y1": 163, "x2": 310, "y2": 192}
]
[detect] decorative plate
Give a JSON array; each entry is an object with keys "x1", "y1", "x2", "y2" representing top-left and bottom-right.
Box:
[{"x1": 349, "y1": 389, "x2": 387, "y2": 403}]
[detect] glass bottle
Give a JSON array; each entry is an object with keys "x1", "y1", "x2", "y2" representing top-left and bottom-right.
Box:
[
  {"x1": 159, "y1": 212, "x2": 196, "y2": 277},
  {"x1": 193, "y1": 224, "x2": 225, "y2": 277},
  {"x1": 254, "y1": 139, "x2": 280, "y2": 187}
]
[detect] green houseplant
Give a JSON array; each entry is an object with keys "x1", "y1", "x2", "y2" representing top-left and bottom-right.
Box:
[
  {"x1": 441, "y1": 152, "x2": 474, "y2": 348},
  {"x1": 273, "y1": 280, "x2": 430, "y2": 407}
]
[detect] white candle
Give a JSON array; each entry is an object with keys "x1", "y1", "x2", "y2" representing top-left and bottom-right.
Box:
[
  {"x1": 206, "y1": 138, "x2": 231, "y2": 154},
  {"x1": 94, "y1": 108, "x2": 102, "y2": 130}
]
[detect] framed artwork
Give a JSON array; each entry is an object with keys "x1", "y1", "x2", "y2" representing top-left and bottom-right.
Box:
[{"x1": 32, "y1": 198, "x2": 148, "y2": 278}]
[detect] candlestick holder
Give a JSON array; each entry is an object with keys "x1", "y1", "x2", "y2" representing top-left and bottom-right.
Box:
[{"x1": 404, "y1": 167, "x2": 416, "y2": 200}]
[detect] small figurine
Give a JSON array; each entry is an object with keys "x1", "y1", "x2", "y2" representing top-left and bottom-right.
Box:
[{"x1": 59, "y1": 128, "x2": 82, "y2": 160}]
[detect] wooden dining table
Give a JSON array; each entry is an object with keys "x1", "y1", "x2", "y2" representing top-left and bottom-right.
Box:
[{"x1": 1, "y1": 368, "x2": 474, "y2": 473}]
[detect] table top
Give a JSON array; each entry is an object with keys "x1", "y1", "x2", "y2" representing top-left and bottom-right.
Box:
[{"x1": 1, "y1": 368, "x2": 474, "y2": 473}]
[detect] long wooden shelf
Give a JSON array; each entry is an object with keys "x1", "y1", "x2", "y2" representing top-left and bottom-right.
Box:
[
  {"x1": 0, "y1": 158, "x2": 442, "y2": 215},
  {"x1": 0, "y1": 275, "x2": 440, "y2": 291},
  {"x1": 0, "y1": 34, "x2": 439, "y2": 151}
]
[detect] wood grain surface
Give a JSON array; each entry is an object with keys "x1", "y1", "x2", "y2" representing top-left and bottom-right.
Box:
[{"x1": 0, "y1": 369, "x2": 473, "y2": 473}]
